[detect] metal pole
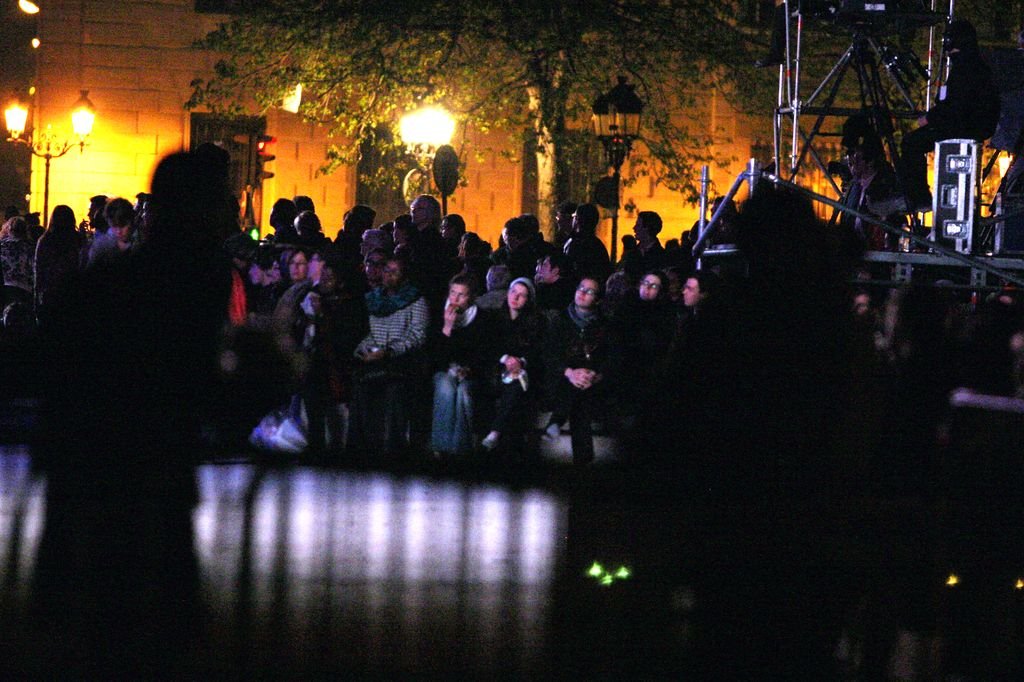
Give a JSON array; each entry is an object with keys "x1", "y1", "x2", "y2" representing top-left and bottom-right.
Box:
[
  {"x1": 43, "y1": 153, "x2": 51, "y2": 229},
  {"x1": 691, "y1": 165, "x2": 755, "y2": 258},
  {"x1": 698, "y1": 165, "x2": 710, "y2": 235},
  {"x1": 773, "y1": 58, "x2": 784, "y2": 174},
  {"x1": 789, "y1": 10, "x2": 802, "y2": 176},
  {"x1": 746, "y1": 158, "x2": 760, "y2": 195},
  {"x1": 771, "y1": 0, "x2": 792, "y2": 176},
  {"x1": 610, "y1": 166, "x2": 620, "y2": 263},
  {"x1": 782, "y1": 0, "x2": 792, "y2": 105},
  {"x1": 925, "y1": 0, "x2": 938, "y2": 110},
  {"x1": 944, "y1": 0, "x2": 955, "y2": 85}
]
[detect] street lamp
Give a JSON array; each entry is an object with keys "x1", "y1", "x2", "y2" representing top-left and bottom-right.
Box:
[
  {"x1": 399, "y1": 105, "x2": 456, "y2": 210},
  {"x1": 399, "y1": 106, "x2": 455, "y2": 156},
  {"x1": 5, "y1": 89, "x2": 95, "y2": 226},
  {"x1": 591, "y1": 76, "x2": 644, "y2": 262}
]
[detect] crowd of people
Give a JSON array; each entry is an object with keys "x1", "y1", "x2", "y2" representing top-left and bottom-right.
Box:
[
  {"x1": 228, "y1": 192, "x2": 720, "y2": 465},
  {"x1": 1, "y1": 156, "x2": 728, "y2": 466},
  {"x1": 6, "y1": 142, "x2": 1024, "y2": 479}
]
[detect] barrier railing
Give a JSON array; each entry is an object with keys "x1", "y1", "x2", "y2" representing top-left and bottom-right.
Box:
[{"x1": 692, "y1": 160, "x2": 1024, "y2": 288}]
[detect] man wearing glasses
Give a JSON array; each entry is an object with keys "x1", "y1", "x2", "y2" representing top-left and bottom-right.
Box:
[{"x1": 543, "y1": 276, "x2": 616, "y2": 465}]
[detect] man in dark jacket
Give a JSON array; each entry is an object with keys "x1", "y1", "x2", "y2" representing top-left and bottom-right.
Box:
[
  {"x1": 838, "y1": 114, "x2": 904, "y2": 251},
  {"x1": 562, "y1": 203, "x2": 611, "y2": 282},
  {"x1": 618, "y1": 210, "x2": 669, "y2": 280},
  {"x1": 335, "y1": 204, "x2": 376, "y2": 266},
  {"x1": 407, "y1": 194, "x2": 452, "y2": 311},
  {"x1": 897, "y1": 19, "x2": 1000, "y2": 211},
  {"x1": 492, "y1": 214, "x2": 556, "y2": 280},
  {"x1": 534, "y1": 251, "x2": 576, "y2": 313}
]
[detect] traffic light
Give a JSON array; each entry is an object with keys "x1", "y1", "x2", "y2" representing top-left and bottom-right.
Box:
[{"x1": 255, "y1": 134, "x2": 276, "y2": 182}]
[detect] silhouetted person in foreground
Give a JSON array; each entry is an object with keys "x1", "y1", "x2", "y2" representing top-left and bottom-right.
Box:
[
  {"x1": 27, "y1": 151, "x2": 232, "y2": 677},
  {"x1": 678, "y1": 183, "x2": 861, "y2": 678}
]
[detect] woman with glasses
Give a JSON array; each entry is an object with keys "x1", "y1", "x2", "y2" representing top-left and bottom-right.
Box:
[
  {"x1": 348, "y1": 255, "x2": 429, "y2": 458},
  {"x1": 612, "y1": 269, "x2": 677, "y2": 454},
  {"x1": 361, "y1": 247, "x2": 389, "y2": 291},
  {"x1": 617, "y1": 269, "x2": 675, "y2": 360},
  {"x1": 543, "y1": 276, "x2": 616, "y2": 465}
]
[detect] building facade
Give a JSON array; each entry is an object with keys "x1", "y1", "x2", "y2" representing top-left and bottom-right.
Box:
[{"x1": 21, "y1": 0, "x2": 763, "y2": 248}]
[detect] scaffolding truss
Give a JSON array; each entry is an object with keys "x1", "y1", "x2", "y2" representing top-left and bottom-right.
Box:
[{"x1": 770, "y1": 0, "x2": 949, "y2": 193}]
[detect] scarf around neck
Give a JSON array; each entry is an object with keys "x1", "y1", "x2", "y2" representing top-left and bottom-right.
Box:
[
  {"x1": 567, "y1": 303, "x2": 599, "y2": 330},
  {"x1": 366, "y1": 282, "x2": 420, "y2": 317}
]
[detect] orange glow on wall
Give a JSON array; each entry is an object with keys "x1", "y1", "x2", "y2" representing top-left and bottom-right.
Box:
[{"x1": 29, "y1": 1, "x2": 765, "y2": 249}]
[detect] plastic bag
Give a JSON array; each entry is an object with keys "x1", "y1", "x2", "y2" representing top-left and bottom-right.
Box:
[{"x1": 248, "y1": 400, "x2": 308, "y2": 454}]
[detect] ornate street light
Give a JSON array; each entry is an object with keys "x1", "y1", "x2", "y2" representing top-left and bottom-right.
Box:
[
  {"x1": 5, "y1": 90, "x2": 95, "y2": 226},
  {"x1": 591, "y1": 76, "x2": 644, "y2": 262},
  {"x1": 18, "y1": 1, "x2": 40, "y2": 14},
  {"x1": 399, "y1": 105, "x2": 458, "y2": 212},
  {"x1": 399, "y1": 106, "x2": 455, "y2": 156}
]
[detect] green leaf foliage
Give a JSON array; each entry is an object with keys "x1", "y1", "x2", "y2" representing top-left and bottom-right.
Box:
[{"x1": 187, "y1": 0, "x2": 843, "y2": 206}]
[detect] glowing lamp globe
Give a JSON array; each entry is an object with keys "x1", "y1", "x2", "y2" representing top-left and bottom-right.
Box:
[
  {"x1": 5, "y1": 103, "x2": 28, "y2": 140},
  {"x1": 399, "y1": 106, "x2": 455, "y2": 150},
  {"x1": 70, "y1": 90, "x2": 95, "y2": 138}
]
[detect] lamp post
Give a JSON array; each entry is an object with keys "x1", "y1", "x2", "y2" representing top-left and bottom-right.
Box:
[
  {"x1": 399, "y1": 105, "x2": 456, "y2": 211},
  {"x1": 591, "y1": 76, "x2": 644, "y2": 262},
  {"x1": 5, "y1": 90, "x2": 95, "y2": 227}
]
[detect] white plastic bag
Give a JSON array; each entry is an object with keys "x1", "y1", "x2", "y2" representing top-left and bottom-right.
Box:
[{"x1": 248, "y1": 400, "x2": 309, "y2": 453}]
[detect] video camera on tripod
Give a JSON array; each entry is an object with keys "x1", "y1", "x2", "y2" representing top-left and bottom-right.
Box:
[
  {"x1": 824, "y1": 0, "x2": 935, "y2": 91},
  {"x1": 804, "y1": 0, "x2": 934, "y2": 26},
  {"x1": 766, "y1": 0, "x2": 944, "y2": 185}
]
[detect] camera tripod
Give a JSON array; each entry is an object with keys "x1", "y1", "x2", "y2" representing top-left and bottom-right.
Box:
[{"x1": 769, "y1": 0, "x2": 946, "y2": 195}]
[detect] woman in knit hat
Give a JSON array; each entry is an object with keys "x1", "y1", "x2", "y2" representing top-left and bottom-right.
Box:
[{"x1": 480, "y1": 276, "x2": 546, "y2": 458}]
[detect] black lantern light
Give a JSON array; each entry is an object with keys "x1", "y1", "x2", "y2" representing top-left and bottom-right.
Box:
[{"x1": 591, "y1": 76, "x2": 643, "y2": 262}]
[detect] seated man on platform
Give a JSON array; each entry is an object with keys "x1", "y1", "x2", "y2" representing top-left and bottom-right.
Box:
[
  {"x1": 896, "y1": 19, "x2": 1000, "y2": 212},
  {"x1": 838, "y1": 114, "x2": 903, "y2": 251}
]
